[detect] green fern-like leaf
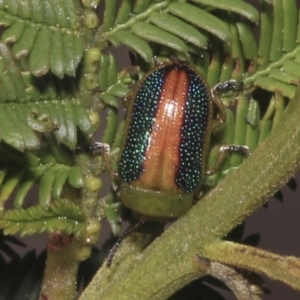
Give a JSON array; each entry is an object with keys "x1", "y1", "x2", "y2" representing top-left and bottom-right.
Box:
[
  {"x1": 101, "y1": 0, "x2": 259, "y2": 62},
  {"x1": 0, "y1": 138, "x2": 85, "y2": 212},
  {"x1": 0, "y1": 0, "x2": 85, "y2": 77},
  {"x1": 192, "y1": 0, "x2": 259, "y2": 23},
  {"x1": 201, "y1": 0, "x2": 300, "y2": 189},
  {"x1": 0, "y1": 1, "x2": 299, "y2": 298},
  {"x1": 98, "y1": 53, "x2": 132, "y2": 106},
  {"x1": 244, "y1": 0, "x2": 300, "y2": 98},
  {"x1": 0, "y1": 43, "x2": 93, "y2": 151},
  {"x1": 0, "y1": 199, "x2": 86, "y2": 236}
]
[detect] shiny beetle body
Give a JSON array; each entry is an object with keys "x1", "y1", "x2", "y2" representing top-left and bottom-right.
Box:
[{"x1": 118, "y1": 62, "x2": 223, "y2": 220}]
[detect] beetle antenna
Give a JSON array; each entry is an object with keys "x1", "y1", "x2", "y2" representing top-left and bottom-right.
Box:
[{"x1": 106, "y1": 220, "x2": 145, "y2": 267}]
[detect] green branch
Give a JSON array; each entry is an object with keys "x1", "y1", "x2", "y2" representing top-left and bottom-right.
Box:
[
  {"x1": 104, "y1": 2, "x2": 168, "y2": 37},
  {"x1": 40, "y1": 233, "x2": 81, "y2": 300},
  {"x1": 244, "y1": 45, "x2": 300, "y2": 85},
  {"x1": 204, "y1": 241, "x2": 300, "y2": 292},
  {"x1": 196, "y1": 257, "x2": 263, "y2": 299},
  {"x1": 80, "y1": 89, "x2": 300, "y2": 299}
]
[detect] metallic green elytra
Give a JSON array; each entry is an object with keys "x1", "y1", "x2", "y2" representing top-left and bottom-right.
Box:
[{"x1": 117, "y1": 62, "x2": 232, "y2": 221}]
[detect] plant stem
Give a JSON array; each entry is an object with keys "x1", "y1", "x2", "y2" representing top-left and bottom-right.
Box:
[
  {"x1": 81, "y1": 89, "x2": 300, "y2": 299},
  {"x1": 40, "y1": 233, "x2": 79, "y2": 300},
  {"x1": 204, "y1": 241, "x2": 300, "y2": 291}
]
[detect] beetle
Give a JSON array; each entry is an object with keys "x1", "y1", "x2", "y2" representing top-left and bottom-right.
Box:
[
  {"x1": 93, "y1": 62, "x2": 249, "y2": 265},
  {"x1": 95, "y1": 62, "x2": 248, "y2": 221}
]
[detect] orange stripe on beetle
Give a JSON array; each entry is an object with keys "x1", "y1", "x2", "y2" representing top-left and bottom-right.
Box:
[{"x1": 140, "y1": 68, "x2": 189, "y2": 191}]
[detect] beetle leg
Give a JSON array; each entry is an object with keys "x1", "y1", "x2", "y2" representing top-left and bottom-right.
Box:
[
  {"x1": 211, "y1": 90, "x2": 226, "y2": 124},
  {"x1": 122, "y1": 90, "x2": 135, "y2": 109},
  {"x1": 91, "y1": 142, "x2": 118, "y2": 181},
  {"x1": 78, "y1": 142, "x2": 118, "y2": 187},
  {"x1": 206, "y1": 145, "x2": 250, "y2": 175},
  {"x1": 212, "y1": 79, "x2": 240, "y2": 94},
  {"x1": 211, "y1": 79, "x2": 241, "y2": 124}
]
